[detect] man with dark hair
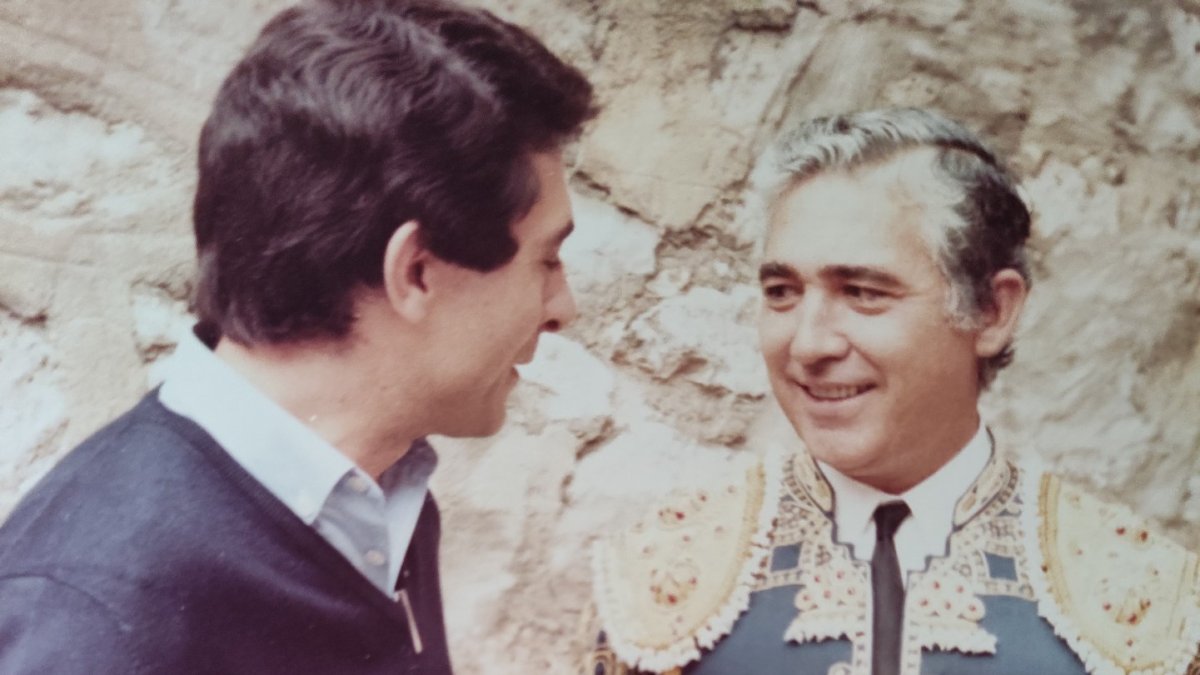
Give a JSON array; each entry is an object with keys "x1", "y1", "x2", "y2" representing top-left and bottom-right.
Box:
[
  {"x1": 0, "y1": 0, "x2": 594, "y2": 672},
  {"x1": 588, "y1": 109, "x2": 1200, "y2": 674}
]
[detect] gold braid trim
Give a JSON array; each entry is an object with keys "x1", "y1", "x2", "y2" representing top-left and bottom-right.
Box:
[
  {"x1": 1022, "y1": 465, "x2": 1200, "y2": 674},
  {"x1": 590, "y1": 447, "x2": 785, "y2": 673}
]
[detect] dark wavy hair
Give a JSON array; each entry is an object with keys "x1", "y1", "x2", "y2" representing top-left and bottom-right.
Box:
[{"x1": 192, "y1": 0, "x2": 596, "y2": 344}]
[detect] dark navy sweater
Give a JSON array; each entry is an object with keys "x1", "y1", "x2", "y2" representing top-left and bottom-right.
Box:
[{"x1": 0, "y1": 393, "x2": 453, "y2": 673}]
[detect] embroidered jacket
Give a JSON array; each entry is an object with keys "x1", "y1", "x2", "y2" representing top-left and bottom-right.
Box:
[{"x1": 589, "y1": 445, "x2": 1200, "y2": 675}]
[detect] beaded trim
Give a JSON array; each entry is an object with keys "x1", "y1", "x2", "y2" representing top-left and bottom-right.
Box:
[
  {"x1": 898, "y1": 456, "x2": 1021, "y2": 668},
  {"x1": 1020, "y1": 462, "x2": 1200, "y2": 675}
]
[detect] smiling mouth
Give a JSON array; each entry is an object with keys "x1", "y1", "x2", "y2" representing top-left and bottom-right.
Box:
[{"x1": 801, "y1": 384, "x2": 874, "y2": 401}]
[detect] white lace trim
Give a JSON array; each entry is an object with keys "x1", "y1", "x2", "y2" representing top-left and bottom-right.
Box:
[
  {"x1": 916, "y1": 626, "x2": 997, "y2": 655},
  {"x1": 784, "y1": 617, "x2": 861, "y2": 644}
]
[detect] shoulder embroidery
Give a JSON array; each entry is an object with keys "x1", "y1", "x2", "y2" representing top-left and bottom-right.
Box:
[
  {"x1": 902, "y1": 455, "x2": 1021, "y2": 666},
  {"x1": 776, "y1": 450, "x2": 871, "y2": 667},
  {"x1": 591, "y1": 448, "x2": 785, "y2": 673},
  {"x1": 1021, "y1": 464, "x2": 1200, "y2": 674}
]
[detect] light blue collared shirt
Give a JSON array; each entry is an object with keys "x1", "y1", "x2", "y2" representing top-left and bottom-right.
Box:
[{"x1": 158, "y1": 329, "x2": 437, "y2": 596}]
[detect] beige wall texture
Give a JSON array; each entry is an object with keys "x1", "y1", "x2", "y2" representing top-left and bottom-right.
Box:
[{"x1": 2, "y1": 0, "x2": 1199, "y2": 672}]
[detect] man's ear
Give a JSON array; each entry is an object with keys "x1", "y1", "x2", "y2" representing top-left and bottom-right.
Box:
[
  {"x1": 974, "y1": 268, "x2": 1028, "y2": 358},
  {"x1": 381, "y1": 221, "x2": 431, "y2": 322}
]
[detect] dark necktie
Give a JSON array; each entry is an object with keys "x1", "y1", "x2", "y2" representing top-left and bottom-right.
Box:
[{"x1": 871, "y1": 501, "x2": 911, "y2": 675}]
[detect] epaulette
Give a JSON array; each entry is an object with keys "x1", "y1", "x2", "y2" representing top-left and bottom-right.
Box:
[
  {"x1": 591, "y1": 449, "x2": 783, "y2": 674},
  {"x1": 1022, "y1": 467, "x2": 1200, "y2": 674}
]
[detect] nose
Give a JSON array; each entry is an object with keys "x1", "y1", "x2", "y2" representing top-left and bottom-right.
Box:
[
  {"x1": 541, "y1": 270, "x2": 577, "y2": 332},
  {"x1": 788, "y1": 293, "x2": 849, "y2": 366}
]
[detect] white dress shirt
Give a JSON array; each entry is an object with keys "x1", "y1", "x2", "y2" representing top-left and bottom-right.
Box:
[
  {"x1": 158, "y1": 328, "x2": 436, "y2": 597},
  {"x1": 818, "y1": 423, "x2": 991, "y2": 583}
]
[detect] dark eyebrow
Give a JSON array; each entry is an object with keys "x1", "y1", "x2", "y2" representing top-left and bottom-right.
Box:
[
  {"x1": 824, "y1": 265, "x2": 903, "y2": 288},
  {"x1": 758, "y1": 262, "x2": 905, "y2": 289},
  {"x1": 759, "y1": 261, "x2": 798, "y2": 283}
]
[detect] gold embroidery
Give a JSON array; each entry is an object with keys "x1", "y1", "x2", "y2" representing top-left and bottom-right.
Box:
[
  {"x1": 771, "y1": 448, "x2": 1028, "y2": 674},
  {"x1": 591, "y1": 449, "x2": 785, "y2": 673},
  {"x1": 593, "y1": 444, "x2": 1200, "y2": 675},
  {"x1": 767, "y1": 451, "x2": 871, "y2": 671},
  {"x1": 900, "y1": 459, "x2": 1024, "y2": 667},
  {"x1": 1030, "y1": 471, "x2": 1200, "y2": 674}
]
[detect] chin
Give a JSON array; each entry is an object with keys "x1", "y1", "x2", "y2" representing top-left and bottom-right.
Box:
[
  {"x1": 799, "y1": 426, "x2": 882, "y2": 471},
  {"x1": 446, "y1": 411, "x2": 507, "y2": 439}
]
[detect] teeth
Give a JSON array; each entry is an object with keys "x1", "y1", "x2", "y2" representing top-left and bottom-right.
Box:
[{"x1": 806, "y1": 384, "x2": 868, "y2": 400}]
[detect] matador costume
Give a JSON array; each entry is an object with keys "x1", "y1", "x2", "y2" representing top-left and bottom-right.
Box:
[{"x1": 588, "y1": 442, "x2": 1200, "y2": 674}]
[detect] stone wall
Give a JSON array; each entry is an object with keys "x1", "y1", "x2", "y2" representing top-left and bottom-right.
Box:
[{"x1": 2, "y1": 0, "x2": 1197, "y2": 672}]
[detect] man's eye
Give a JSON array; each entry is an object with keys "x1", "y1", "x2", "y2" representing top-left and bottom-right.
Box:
[
  {"x1": 543, "y1": 258, "x2": 562, "y2": 271},
  {"x1": 845, "y1": 285, "x2": 888, "y2": 303},
  {"x1": 762, "y1": 283, "x2": 799, "y2": 302}
]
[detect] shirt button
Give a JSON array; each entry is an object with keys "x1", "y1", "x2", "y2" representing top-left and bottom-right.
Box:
[
  {"x1": 365, "y1": 549, "x2": 386, "y2": 567},
  {"x1": 347, "y1": 474, "x2": 370, "y2": 494}
]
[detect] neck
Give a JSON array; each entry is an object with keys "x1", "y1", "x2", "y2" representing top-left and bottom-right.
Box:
[{"x1": 214, "y1": 337, "x2": 420, "y2": 480}]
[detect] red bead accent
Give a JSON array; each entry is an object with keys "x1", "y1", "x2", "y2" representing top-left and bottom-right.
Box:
[{"x1": 1116, "y1": 527, "x2": 1126, "y2": 535}]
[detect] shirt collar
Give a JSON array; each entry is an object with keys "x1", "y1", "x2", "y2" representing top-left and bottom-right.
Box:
[
  {"x1": 158, "y1": 328, "x2": 383, "y2": 524},
  {"x1": 818, "y1": 421, "x2": 991, "y2": 548},
  {"x1": 902, "y1": 424, "x2": 991, "y2": 549}
]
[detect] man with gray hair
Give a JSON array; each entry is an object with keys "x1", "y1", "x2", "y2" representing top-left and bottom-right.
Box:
[{"x1": 588, "y1": 109, "x2": 1200, "y2": 674}]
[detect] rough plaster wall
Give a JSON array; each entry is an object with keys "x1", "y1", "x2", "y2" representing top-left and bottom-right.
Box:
[{"x1": 1, "y1": 0, "x2": 1197, "y2": 672}]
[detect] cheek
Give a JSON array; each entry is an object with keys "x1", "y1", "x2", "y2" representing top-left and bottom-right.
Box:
[
  {"x1": 846, "y1": 313, "x2": 925, "y2": 359},
  {"x1": 490, "y1": 273, "x2": 540, "y2": 316},
  {"x1": 757, "y1": 315, "x2": 791, "y2": 361}
]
